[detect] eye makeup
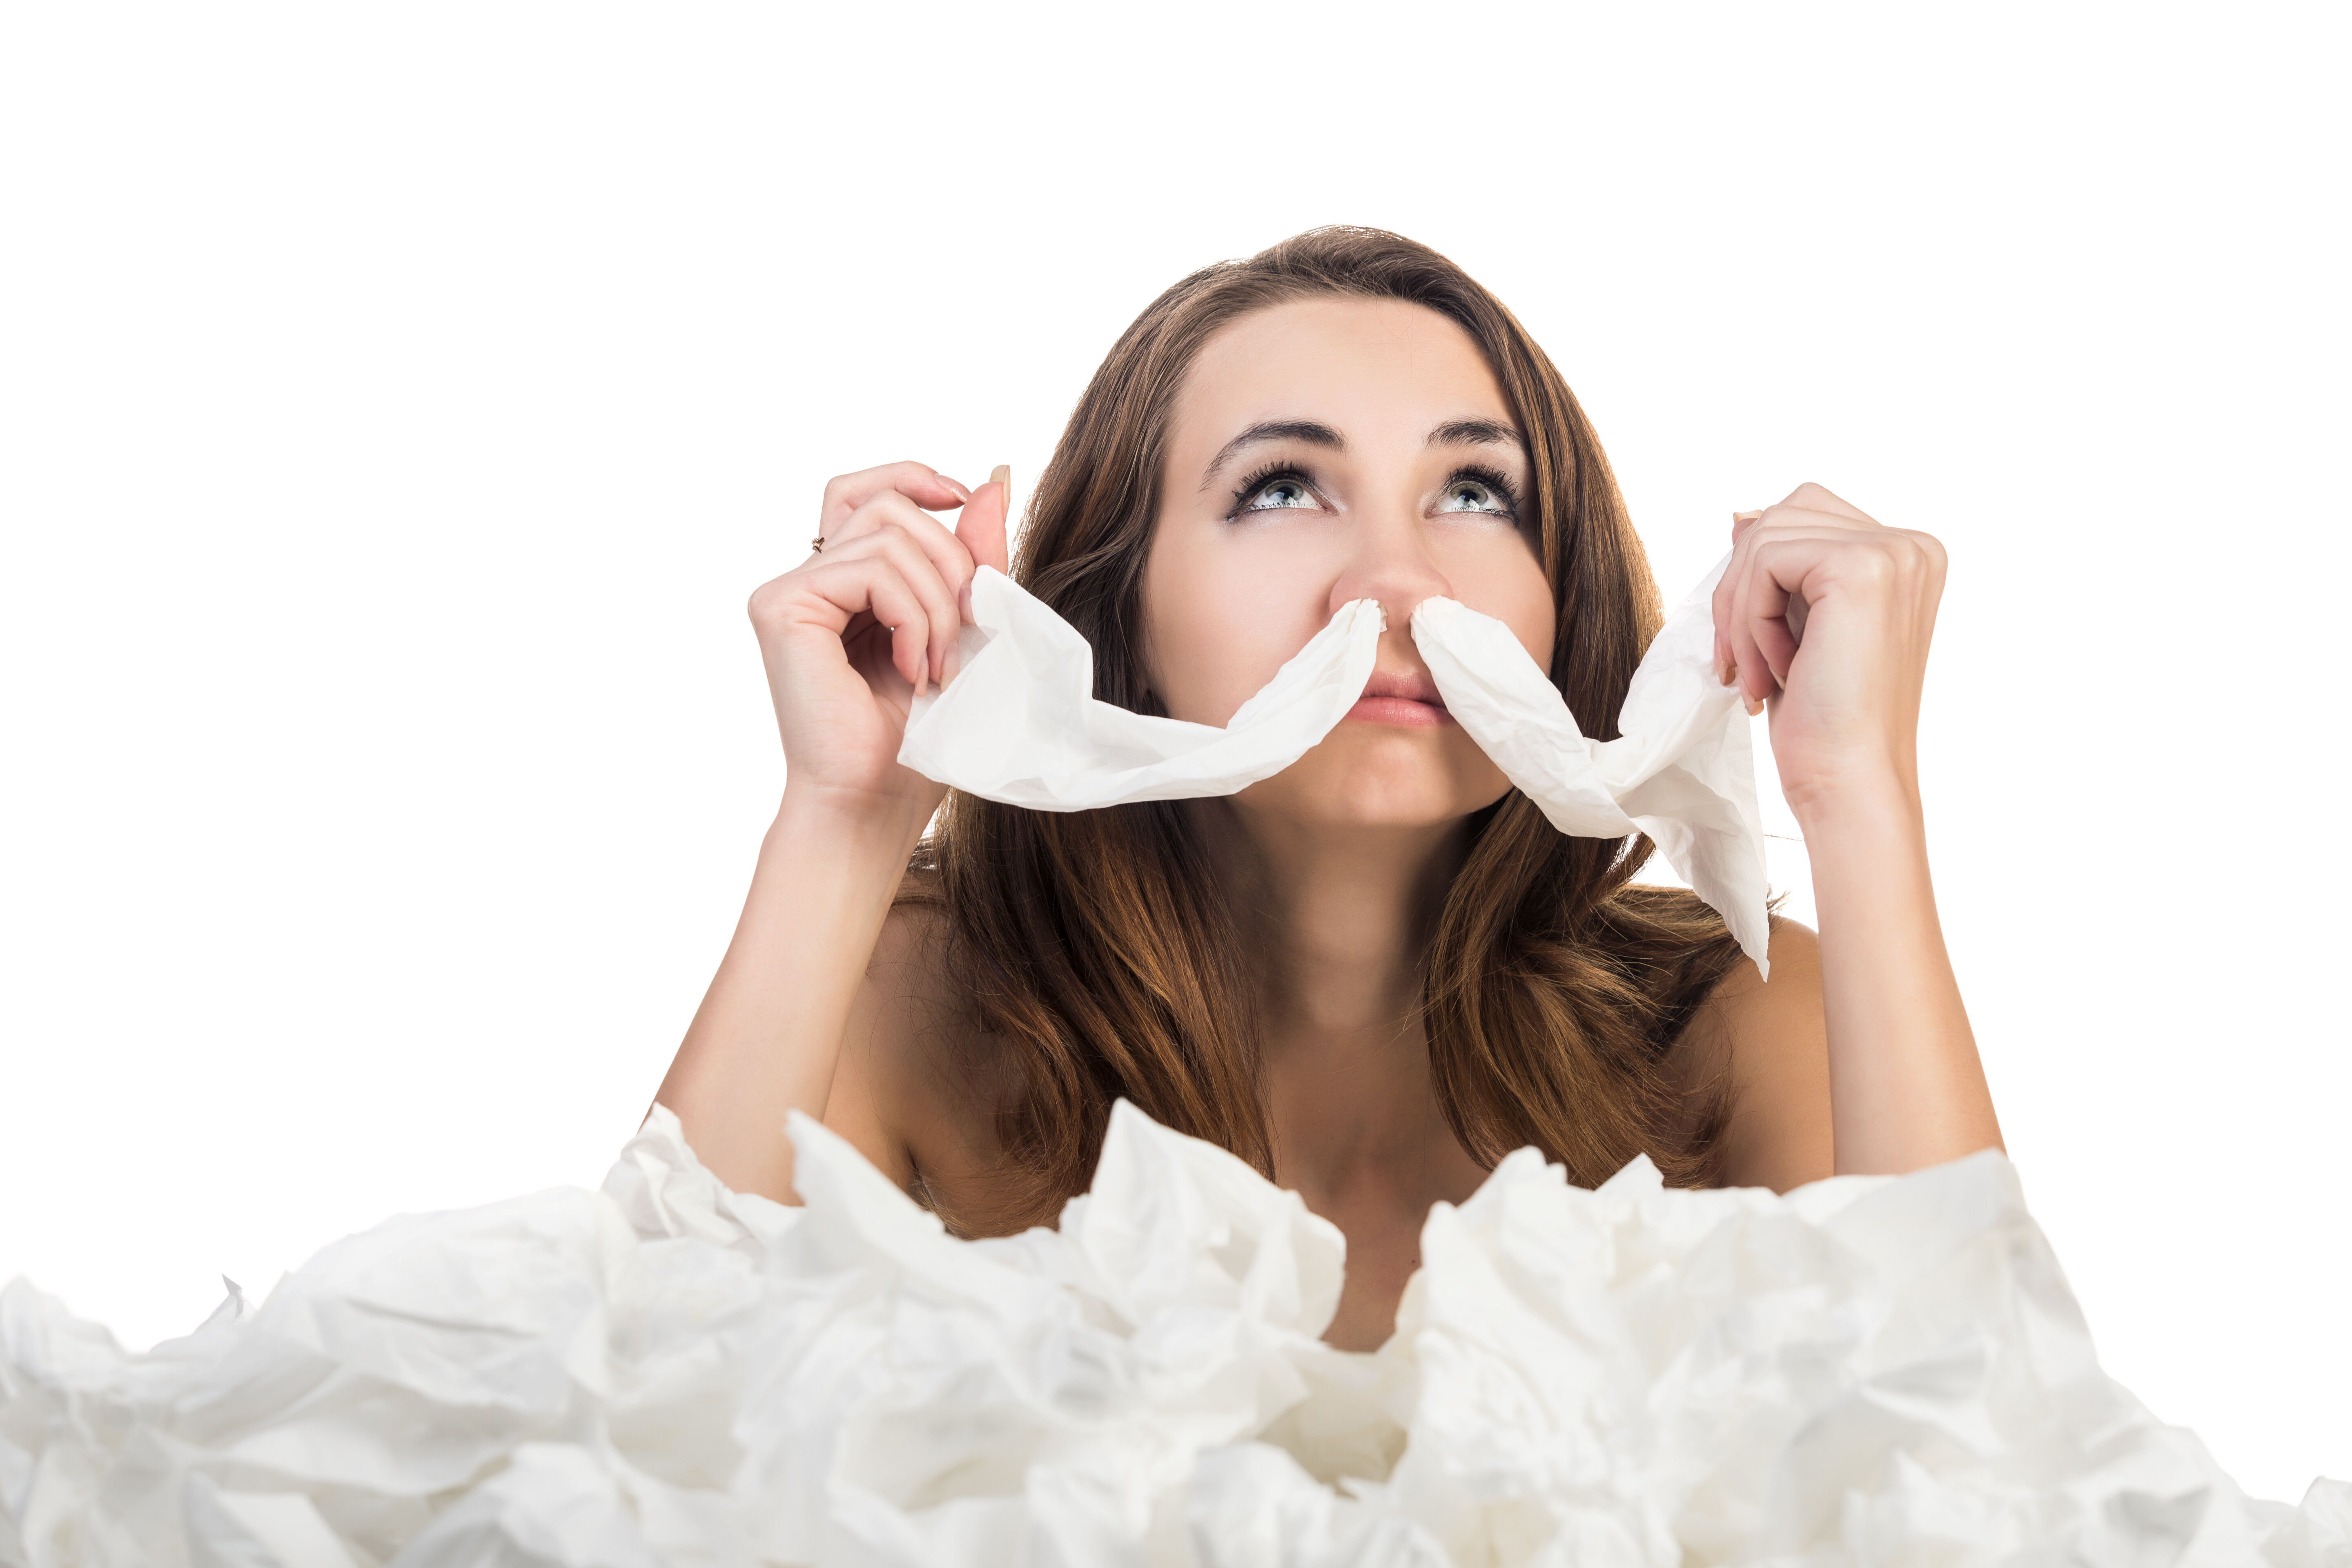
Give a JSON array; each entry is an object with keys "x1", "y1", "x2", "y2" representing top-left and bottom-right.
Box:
[
  {"x1": 1225, "y1": 462, "x2": 1528, "y2": 523},
  {"x1": 1226, "y1": 461, "x2": 1324, "y2": 519},
  {"x1": 1434, "y1": 462, "x2": 1524, "y2": 519}
]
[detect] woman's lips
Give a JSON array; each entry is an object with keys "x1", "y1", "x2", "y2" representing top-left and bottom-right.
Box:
[
  {"x1": 1344, "y1": 671, "x2": 1451, "y2": 728},
  {"x1": 1345, "y1": 696, "x2": 1450, "y2": 726}
]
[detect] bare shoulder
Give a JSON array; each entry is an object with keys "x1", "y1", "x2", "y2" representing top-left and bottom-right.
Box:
[
  {"x1": 826, "y1": 879, "x2": 1016, "y2": 1205},
  {"x1": 1675, "y1": 918, "x2": 1833, "y2": 1192}
]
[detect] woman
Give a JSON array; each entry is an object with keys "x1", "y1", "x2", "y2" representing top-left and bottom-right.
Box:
[{"x1": 655, "y1": 227, "x2": 2000, "y2": 1352}]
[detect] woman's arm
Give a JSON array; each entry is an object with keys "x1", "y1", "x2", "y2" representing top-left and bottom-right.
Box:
[
  {"x1": 653, "y1": 461, "x2": 1010, "y2": 1203},
  {"x1": 655, "y1": 790, "x2": 931, "y2": 1200},
  {"x1": 1711, "y1": 483, "x2": 2002, "y2": 1178},
  {"x1": 1797, "y1": 775, "x2": 1998, "y2": 1174}
]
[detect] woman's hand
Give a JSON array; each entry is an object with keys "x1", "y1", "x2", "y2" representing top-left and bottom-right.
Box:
[
  {"x1": 1706, "y1": 481, "x2": 1998, "y2": 1175},
  {"x1": 659, "y1": 461, "x2": 1011, "y2": 1201},
  {"x1": 747, "y1": 461, "x2": 1012, "y2": 816},
  {"x1": 1710, "y1": 482, "x2": 1947, "y2": 824}
]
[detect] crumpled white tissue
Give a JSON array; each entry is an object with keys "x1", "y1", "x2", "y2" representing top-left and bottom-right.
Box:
[
  {"x1": 5, "y1": 1105, "x2": 2345, "y2": 1567},
  {"x1": 897, "y1": 569, "x2": 1388, "y2": 813},
  {"x1": 898, "y1": 559, "x2": 1769, "y2": 972}
]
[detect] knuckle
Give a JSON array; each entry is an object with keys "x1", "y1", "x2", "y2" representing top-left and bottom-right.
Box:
[
  {"x1": 876, "y1": 505, "x2": 929, "y2": 542},
  {"x1": 886, "y1": 532, "x2": 953, "y2": 600},
  {"x1": 1851, "y1": 548, "x2": 1898, "y2": 586},
  {"x1": 1880, "y1": 533, "x2": 1931, "y2": 575},
  {"x1": 864, "y1": 490, "x2": 922, "y2": 528}
]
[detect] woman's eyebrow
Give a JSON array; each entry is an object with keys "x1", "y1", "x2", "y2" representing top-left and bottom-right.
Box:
[
  {"x1": 1427, "y1": 417, "x2": 1523, "y2": 450},
  {"x1": 1201, "y1": 419, "x2": 1345, "y2": 487}
]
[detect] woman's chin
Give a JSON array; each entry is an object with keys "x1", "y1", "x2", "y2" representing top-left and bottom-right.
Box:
[{"x1": 1236, "y1": 742, "x2": 1509, "y2": 832}]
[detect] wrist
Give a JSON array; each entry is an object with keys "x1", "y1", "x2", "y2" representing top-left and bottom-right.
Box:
[
  {"x1": 773, "y1": 781, "x2": 938, "y2": 861},
  {"x1": 1782, "y1": 763, "x2": 1923, "y2": 843}
]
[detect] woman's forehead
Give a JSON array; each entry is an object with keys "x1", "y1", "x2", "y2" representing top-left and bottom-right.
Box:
[{"x1": 1174, "y1": 298, "x2": 1514, "y2": 455}]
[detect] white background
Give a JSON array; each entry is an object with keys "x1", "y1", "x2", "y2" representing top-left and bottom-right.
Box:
[{"x1": 2, "y1": 2, "x2": 2344, "y2": 1506}]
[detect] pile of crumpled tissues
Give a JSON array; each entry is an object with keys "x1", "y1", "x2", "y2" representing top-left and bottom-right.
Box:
[{"x1": 4, "y1": 1105, "x2": 2345, "y2": 1567}]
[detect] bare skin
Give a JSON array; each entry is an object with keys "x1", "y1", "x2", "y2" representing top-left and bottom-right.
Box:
[{"x1": 654, "y1": 298, "x2": 2000, "y2": 1352}]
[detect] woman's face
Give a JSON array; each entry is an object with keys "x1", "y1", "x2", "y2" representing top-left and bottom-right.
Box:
[{"x1": 1142, "y1": 296, "x2": 1555, "y2": 831}]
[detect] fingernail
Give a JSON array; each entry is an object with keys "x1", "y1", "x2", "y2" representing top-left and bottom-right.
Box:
[
  {"x1": 991, "y1": 464, "x2": 1011, "y2": 506},
  {"x1": 940, "y1": 475, "x2": 971, "y2": 502},
  {"x1": 1733, "y1": 509, "x2": 1764, "y2": 524},
  {"x1": 1745, "y1": 695, "x2": 1765, "y2": 717}
]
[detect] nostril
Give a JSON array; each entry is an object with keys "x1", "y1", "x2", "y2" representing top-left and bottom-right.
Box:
[{"x1": 1330, "y1": 559, "x2": 1456, "y2": 628}]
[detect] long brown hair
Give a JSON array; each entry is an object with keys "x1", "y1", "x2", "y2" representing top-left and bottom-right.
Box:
[{"x1": 902, "y1": 227, "x2": 1757, "y2": 1232}]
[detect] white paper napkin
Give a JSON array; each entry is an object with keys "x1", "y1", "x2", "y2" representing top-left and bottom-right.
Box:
[{"x1": 900, "y1": 556, "x2": 1770, "y2": 974}]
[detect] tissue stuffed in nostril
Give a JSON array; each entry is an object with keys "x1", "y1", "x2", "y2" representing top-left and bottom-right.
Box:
[
  {"x1": 898, "y1": 555, "x2": 1768, "y2": 975},
  {"x1": 1409, "y1": 554, "x2": 1768, "y2": 975},
  {"x1": 896, "y1": 566, "x2": 1386, "y2": 808}
]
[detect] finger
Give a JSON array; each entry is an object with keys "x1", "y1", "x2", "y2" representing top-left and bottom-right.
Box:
[
  {"x1": 1727, "y1": 567, "x2": 1779, "y2": 708},
  {"x1": 1740, "y1": 540, "x2": 1804, "y2": 689},
  {"x1": 1712, "y1": 517, "x2": 1768, "y2": 700},
  {"x1": 797, "y1": 541, "x2": 960, "y2": 696},
  {"x1": 869, "y1": 495, "x2": 985, "y2": 684},
  {"x1": 846, "y1": 559, "x2": 943, "y2": 694},
  {"x1": 954, "y1": 466, "x2": 1013, "y2": 594},
  {"x1": 882, "y1": 528, "x2": 966, "y2": 691},
  {"x1": 820, "y1": 503, "x2": 973, "y2": 686},
  {"x1": 826, "y1": 489, "x2": 980, "y2": 644},
  {"x1": 1717, "y1": 509, "x2": 1768, "y2": 684},
  {"x1": 1713, "y1": 507, "x2": 1773, "y2": 689},
  {"x1": 1772, "y1": 482, "x2": 1875, "y2": 527},
  {"x1": 1759, "y1": 505, "x2": 1875, "y2": 541},
  {"x1": 819, "y1": 461, "x2": 972, "y2": 535},
  {"x1": 1729, "y1": 517, "x2": 1882, "y2": 551},
  {"x1": 844, "y1": 529, "x2": 963, "y2": 693},
  {"x1": 1717, "y1": 522, "x2": 1776, "y2": 706},
  {"x1": 782, "y1": 552, "x2": 932, "y2": 692},
  {"x1": 1738, "y1": 532, "x2": 1846, "y2": 701}
]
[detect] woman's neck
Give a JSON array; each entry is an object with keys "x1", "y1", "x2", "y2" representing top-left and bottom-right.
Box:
[
  {"x1": 1203, "y1": 803, "x2": 1488, "y2": 1272},
  {"x1": 1212, "y1": 805, "x2": 1465, "y2": 1062}
]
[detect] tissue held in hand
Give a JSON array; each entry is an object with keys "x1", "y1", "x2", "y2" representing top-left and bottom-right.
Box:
[
  {"x1": 899, "y1": 561, "x2": 1770, "y2": 973},
  {"x1": 5, "y1": 1106, "x2": 2345, "y2": 1566}
]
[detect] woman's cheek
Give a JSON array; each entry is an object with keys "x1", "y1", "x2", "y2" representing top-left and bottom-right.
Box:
[
  {"x1": 1183, "y1": 612, "x2": 1329, "y2": 725},
  {"x1": 1146, "y1": 543, "x2": 1342, "y2": 726},
  {"x1": 1448, "y1": 544, "x2": 1555, "y2": 668},
  {"x1": 1143, "y1": 580, "x2": 1280, "y2": 727}
]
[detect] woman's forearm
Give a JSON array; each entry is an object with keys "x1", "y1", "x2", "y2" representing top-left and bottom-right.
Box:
[
  {"x1": 653, "y1": 786, "x2": 929, "y2": 1202},
  {"x1": 1797, "y1": 782, "x2": 2002, "y2": 1174}
]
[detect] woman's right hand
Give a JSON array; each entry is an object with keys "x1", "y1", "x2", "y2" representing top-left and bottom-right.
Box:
[{"x1": 747, "y1": 460, "x2": 1012, "y2": 816}]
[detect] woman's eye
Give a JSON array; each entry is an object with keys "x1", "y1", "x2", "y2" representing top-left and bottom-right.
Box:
[
  {"x1": 1243, "y1": 478, "x2": 1317, "y2": 511},
  {"x1": 1437, "y1": 479, "x2": 1510, "y2": 515}
]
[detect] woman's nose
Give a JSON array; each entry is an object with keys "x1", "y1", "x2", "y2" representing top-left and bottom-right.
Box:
[{"x1": 1328, "y1": 526, "x2": 1454, "y2": 632}]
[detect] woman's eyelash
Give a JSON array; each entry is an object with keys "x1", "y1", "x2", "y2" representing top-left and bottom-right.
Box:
[
  {"x1": 1444, "y1": 463, "x2": 1523, "y2": 516},
  {"x1": 1225, "y1": 461, "x2": 1526, "y2": 517},
  {"x1": 1227, "y1": 462, "x2": 1317, "y2": 517}
]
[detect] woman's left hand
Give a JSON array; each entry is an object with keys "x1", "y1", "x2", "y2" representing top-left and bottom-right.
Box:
[{"x1": 1711, "y1": 482, "x2": 1947, "y2": 824}]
